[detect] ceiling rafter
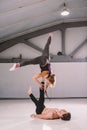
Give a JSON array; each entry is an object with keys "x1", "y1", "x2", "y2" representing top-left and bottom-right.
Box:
[
  {"x1": 69, "y1": 38, "x2": 87, "y2": 57},
  {"x1": 22, "y1": 39, "x2": 53, "y2": 56},
  {"x1": 22, "y1": 40, "x2": 43, "y2": 53},
  {"x1": 0, "y1": 40, "x2": 18, "y2": 53},
  {"x1": 0, "y1": 21, "x2": 87, "y2": 63},
  {"x1": 0, "y1": 21, "x2": 87, "y2": 45}
]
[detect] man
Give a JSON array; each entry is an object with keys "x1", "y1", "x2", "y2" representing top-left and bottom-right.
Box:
[{"x1": 27, "y1": 82, "x2": 71, "y2": 120}]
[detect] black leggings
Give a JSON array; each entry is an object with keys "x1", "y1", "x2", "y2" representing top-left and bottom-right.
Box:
[
  {"x1": 29, "y1": 88, "x2": 45, "y2": 114},
  {"x1": 20, "y1": 36, "x2": 51, "y2": 67}
]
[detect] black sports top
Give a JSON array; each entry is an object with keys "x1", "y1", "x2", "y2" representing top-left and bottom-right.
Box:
[{"x1": 40, "y1": 63, "x2": 51, "y2": 72}]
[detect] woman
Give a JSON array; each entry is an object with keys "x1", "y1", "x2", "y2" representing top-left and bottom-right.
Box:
[{"x1": 9, "y1": 34, "x2": 56, "y2": 94}]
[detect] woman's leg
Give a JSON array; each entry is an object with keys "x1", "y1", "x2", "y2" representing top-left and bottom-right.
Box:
[
  {"x1": 21, "y1": 35, "x2": 51, "y2": 67},
  {"x1": 40, "y1": 36, "x2": 51, "y2": 65},
  {"x1": 20, "y1": 56, "x2": 42, "y2": 67},
  {"x1": 9, "y1": 35, "x2": 51, "y2": 71},
  {"x1": 9, "y1": 56, "x2": 42, "y2": 71},
  {"x1": 42, "y1": 36, "x2": 51, "y2": 58}
]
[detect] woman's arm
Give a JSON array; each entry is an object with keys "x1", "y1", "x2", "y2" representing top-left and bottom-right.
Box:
[
  {"x1": 45, "y1": 82, "x2": 49, "y2": 91},
  {"x1": 44, "y1": 82, "x2": 49, "y2": 97},
  {"x1": 33, "y1": 73, "x2": 43, "y2": 88}
]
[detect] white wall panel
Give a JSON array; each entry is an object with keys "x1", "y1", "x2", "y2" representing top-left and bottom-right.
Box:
[{"x1": 0, "y1": 63, "x2": 87, "y2": 98}]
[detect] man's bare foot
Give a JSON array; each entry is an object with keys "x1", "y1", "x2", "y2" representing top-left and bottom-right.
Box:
[
  {"x1": 27, "y1": 86, "x2": 32, "y2": 95},
  {"x1": 48, "y1": 33, "x2": 53, "y2": 38}
]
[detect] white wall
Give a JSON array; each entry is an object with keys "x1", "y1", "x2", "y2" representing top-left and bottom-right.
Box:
[
  {"x1": 0, "y1": 62, "x2": 87, "y2": 98},
  {"x1": 0, "y1": 27, "x2": 87, "y2": 98}
]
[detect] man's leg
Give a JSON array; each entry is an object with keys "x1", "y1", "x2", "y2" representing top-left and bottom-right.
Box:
[
  {"x1": 27, "y1": 84, "x2": 45, "y2": 114},
  {"x1": 28, "y1": 87, "x2": 38, "y2": 106},
  {"x1": 35, "y1": 82, "x2": 45, "y2": 114},
  {"x1": 38, "y1": 82, "x2": 45, "y2": 106}
]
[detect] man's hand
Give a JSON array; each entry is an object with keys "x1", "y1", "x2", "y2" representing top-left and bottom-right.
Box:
[
  {"x1": 31, "y1": 114, "x2": 36, "y2": 118},
  {"x1": 40, "y1": 83, "x2": 44, "y2": 89}
]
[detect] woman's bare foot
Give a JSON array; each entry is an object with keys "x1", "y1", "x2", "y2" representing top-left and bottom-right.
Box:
[{"x1": 9, "y1": 63, "x2": 20, "y2": 71}]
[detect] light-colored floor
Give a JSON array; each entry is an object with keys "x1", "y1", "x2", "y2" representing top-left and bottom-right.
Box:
[{"x1": 0, "y1": 99, "x2": 87, "y2": 130}]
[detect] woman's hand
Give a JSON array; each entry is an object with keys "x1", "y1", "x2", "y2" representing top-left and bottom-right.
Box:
[{"x1": 44, "y1": 89, "x2": 48, "y2": 97}]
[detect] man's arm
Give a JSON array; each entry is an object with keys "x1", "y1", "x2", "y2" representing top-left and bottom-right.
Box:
[{"x1": 31, "y1": 113, "x2": 53, "y2": 120}]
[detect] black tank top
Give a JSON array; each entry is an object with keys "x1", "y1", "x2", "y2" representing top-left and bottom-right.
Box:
[{"x1": 40, "y1": 63, "x2": 51, "y2": 72}]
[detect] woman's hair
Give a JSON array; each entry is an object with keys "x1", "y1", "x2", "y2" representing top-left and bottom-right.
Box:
[
  {"x1": 48, "y1": 74, "x2": 56, "y2": 87},
  {"x1": 61, "y1": 112, "x2": 71, "y2": 121}
]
